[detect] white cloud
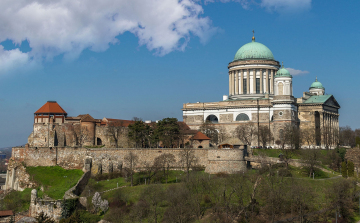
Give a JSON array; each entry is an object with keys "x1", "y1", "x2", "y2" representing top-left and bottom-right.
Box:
[
  {"x1": 0, "y1": 0, "x2": 217, "y2": 74},
  {"x1": 260, "y1": 0, "x2": 311, "y2": 13},
  {"x1": 204, "y1": 0, "x2": 311, "y2": 13},
  {"x1": 286, "y1": 67, "x2": 309, "y2": 76},
  {"x1": 0, "y1": 46, "x2": 39, "y2": 75}
]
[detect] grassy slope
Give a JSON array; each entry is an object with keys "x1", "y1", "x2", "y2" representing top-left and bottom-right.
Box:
[{"x1": 26, "y1": 166, "x2": 83, "y2": 199}]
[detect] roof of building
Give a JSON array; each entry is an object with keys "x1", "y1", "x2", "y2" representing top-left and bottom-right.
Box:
[
  {"x1": 303, "y1": 94, "x2": 332, "y2": 104},
  {"x1": 233, "y1": 36, "x2": 274, "y2": 61},
  {"x1": 104, "y1": 118, "x2": 135, "y2": 127},
  {"x1": 35, "y1": 101, "x2": 67, "y2": 115},
  {"x1": 80, "y1": 114, "x2": 96, "y2": 122},
  {"x1": 219, "y1": 138, "x2": 245, "y2": 146},
  {"x1": 275, "y1": 62, "x2": 292, "y2": 77},
  {"x1": 310, "y1": 77, "x2": 324, "y2": 90},
  {"x1": 192, "y1": 131, "x2": 210, "y2": 140},
  {"x1": 0, "y1": 210, "x2": 13, "y2": 217}
]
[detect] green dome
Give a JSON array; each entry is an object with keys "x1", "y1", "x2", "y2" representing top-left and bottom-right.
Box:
[
  {"x1": 234, "y1": 38, "x2": 274, "y2": 61},
  {"x1": 310, "y1": 77, "x2": 324, "y2": 89},
  {"x1": 275, "y1": 62, "x2": 292, "y2": 77}
]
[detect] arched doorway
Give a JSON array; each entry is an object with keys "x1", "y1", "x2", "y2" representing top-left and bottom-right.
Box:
[{"x1": 97, "y1": 137, "x2": 102, "y2": 146}]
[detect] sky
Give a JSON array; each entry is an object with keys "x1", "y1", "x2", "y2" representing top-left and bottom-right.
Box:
[{"x1": 0, "y1": 0, "x2": 359, "y2": 148}]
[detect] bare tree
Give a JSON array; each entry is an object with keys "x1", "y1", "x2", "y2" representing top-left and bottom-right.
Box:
[
  {"x1": 154, "y1": 153, "x2": 176, "y2": 183},
  {"x1": 257, "y1": 125, "x2": 273, "y2": 148},
  {"x1": 301, "y1": 149, "x2": 320, "y2": 177},
  {"x1": 283, "y1": 124, "x2": 301, "y2": 150},
  {"x1": 199, "y1": 121, "x2": 219, "y2": 145},
  {"x1": 233, "y1": 122, "x2": 256, "y2": 147},
  {"x1": 107, "y1": 120, "x2": 128, "y2": 147},
  {"x1": 124, "y1": 151, "x2": 139, "y2": 186},
  {"x1": 301, "y1": 127, "x2": 315, "y2": 149},
  {"x1": 179, "y1": 147, "x2": 197, "y2": 181}
]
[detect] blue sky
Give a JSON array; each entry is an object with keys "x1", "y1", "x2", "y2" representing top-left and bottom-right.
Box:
[{"x1": 0, "y1": 0, "x2": 359, "y2": 147}]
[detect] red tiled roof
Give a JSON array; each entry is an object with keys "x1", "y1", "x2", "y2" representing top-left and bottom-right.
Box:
[
  {"x1": 178, "y1": 121, "x2": 190, "y2": 130},
  {"x1": 35, "y1": 101, "x2": 67, "y2": 115},
  {"x1": 105, "y1": 118, "x2": 135, "y2": 127},
  {"x1": 192, "y1": 131, "x2": 210, "y2": 140},
  {"x1": 0, "y1": 210, "x2": 13, "y2": 217},
  {"x1": 80, "y1": 114, "x2": 95, "y2": 122}
]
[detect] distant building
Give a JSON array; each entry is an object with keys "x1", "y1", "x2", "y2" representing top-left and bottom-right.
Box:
[
  {"x1": 183, "y1": 34, "x2": 340, "y2": 148},
  {"x1": 29, "y1": 101, "x2": 206, "y2": 148}
]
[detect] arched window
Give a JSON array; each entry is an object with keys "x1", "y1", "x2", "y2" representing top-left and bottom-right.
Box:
[
  {"x1": 206, "y1": 115, "x2": 218, "y2": 124},
  {"x1": 236, "y1": 113, "x2": 250, "y2": 121},
  {"x1": 278, "y1": 82, "x2": 284, "y2": 95}
]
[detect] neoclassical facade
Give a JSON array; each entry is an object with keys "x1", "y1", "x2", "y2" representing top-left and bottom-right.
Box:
[{"x1": 183, "y1": 34, "x2": 340, "y2": 148}]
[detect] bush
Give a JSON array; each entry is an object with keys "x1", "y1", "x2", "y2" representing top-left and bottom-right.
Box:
[
  {"x1": 278, "y1": 168, "x2": 292, "y2": 177},
  {"x1": 91, "y1": 171, "x2": 123, "y2": 181},
  {"x1": 0, "y1": 189, "x2": 31, "y2": 212}
]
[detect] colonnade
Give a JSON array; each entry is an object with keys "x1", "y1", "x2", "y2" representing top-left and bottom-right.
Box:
[
  {"x1": 320, "y1": 111, "x2": 340, "y2": 147},
  {"x1": 229, "y1": 68, "x2": 277, "y2": 96}
]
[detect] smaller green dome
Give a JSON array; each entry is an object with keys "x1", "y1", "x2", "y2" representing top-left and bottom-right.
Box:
[
  {"x1": 275, "y1": 62, "x2": 292, "y2": 77},
  {"x1": 310, "y1": 77, "x2": 324, "y2": 89}
]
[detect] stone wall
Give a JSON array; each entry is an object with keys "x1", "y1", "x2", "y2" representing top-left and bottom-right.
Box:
[
  {"x1": 30, "y1": 189, "x2": 62, "y2": 221},
  {"x1": 205, "y1": 149, "x2": 246, "y2": 173},
  {"x1": 10, "y1": 146, "x2": 246, "y2": 176}
]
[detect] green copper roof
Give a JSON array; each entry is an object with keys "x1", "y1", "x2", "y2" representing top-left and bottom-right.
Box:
[
  {"x1": 303, "y1": 95, "x2": 332, "y2": 104},
  {"x1": 310, "y1": 77, "x2": 324, "y2": 89},
  {"x1": 275, "y1": 62, "x2": 292, "y2": 77},
  {"x1": 234, "y1": 37, "x2": 274, "y2": 61}
]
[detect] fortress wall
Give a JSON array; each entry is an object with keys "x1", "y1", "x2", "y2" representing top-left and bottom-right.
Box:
[
  {"x1": 12, "y1": 147, "x2": 211, "y2": 171},
  {"x1": 205, "y1": 149, "x2": 246, "y2": 173}
]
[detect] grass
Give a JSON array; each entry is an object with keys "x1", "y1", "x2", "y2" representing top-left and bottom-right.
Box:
[
  {"x1": 253, "y1": 148, "x2": 333, "y2": 160},
  {"x1": 0, "y1": 188, "x2": 32, "y2": 212},
  {"x1": 26, "y1": 166, "x2": 83, "y2": 199}
]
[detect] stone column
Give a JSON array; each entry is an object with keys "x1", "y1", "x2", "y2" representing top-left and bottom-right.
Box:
[
  {"x1": 232, "y1": 71, "x2": 235, "y2": 95},
  {"x1": 240, "y1": 70, "x2": 244, "y2": 95},
  {"x1": 270, "y1": 69, "x2": 274, "y2": 94},
  {"x1": 253, "y1": 69, "x2": 256, "y2": 94},
  {"x1": 265, "y1": 69, "x2": 269, "y2": 93},
  {"x1": 235, "y1": 70, "x2": 239, "y2": 95},
  {"x1": 260, "y1": 69, "x2": 263, "y2": 94},
  {"x1": 247, "y1": 69, "x2": 250, "y2": 94},
  {"x1": 229, "y1": 71, "x2": 231, "y2": 95}
]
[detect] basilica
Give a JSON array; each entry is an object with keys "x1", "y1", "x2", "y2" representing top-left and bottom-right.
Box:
[{"x1": 182, "y1": 34, "x2": 340, "y2": 148}]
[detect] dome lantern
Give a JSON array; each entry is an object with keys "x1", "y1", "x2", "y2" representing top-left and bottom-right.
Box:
[{"x1": 309, "y1": 77, "x2": 325, "y2": 95}]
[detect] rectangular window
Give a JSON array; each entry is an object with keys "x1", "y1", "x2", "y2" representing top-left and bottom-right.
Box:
[
  {"x1": 268, "y1": 76, "x2": 270, "y2": 93},
  {"x1": 243, "y1": 79, "x2": 247, "y2": 94},
  {"x1": 256, "y1": 78, "x2": 260, "y2": 94}
]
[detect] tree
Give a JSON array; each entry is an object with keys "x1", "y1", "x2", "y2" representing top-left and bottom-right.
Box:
[
  {"x1": 283, "y1": 124, "x2": 301, "y2": 150},
  {"x1": 154, "y1": 153, "x2": 176, "y2": 183},
  {"x1": 233, "y1": 122, "x2": 256, "y2": 147},
  {"x1": 339, "y1": 126, "x2": 355, "y2": 147},
  {"x1": 107, "y1": 120, "x2": 126, "y2": 147},
  {"x1": 140, "y1": 184, "x2": 165, "y2": 223},
  {"x1": 128, "y1": 120, "x2": 150, "y2": 148},
  {"x1": 35, "y1": 212, "x2": 55, "y2": 223},
  {"x1": 301, "y1": 149, "x2": 320, "y2": 177},
  {"x1": 341, "y1": 161, "x2": 347, "y2": 178},
  {"x1": 124, "y1": 151, "x2": 139, "y2": 186},
  {"x1": 348, "y1": 161, "x2": 354, "y2": 177},
  {"x1": 179, "y1": 147, "x2": 197, "y2": 181},
  {"x1": 257, "y1": 125, "x2": 273, "y2": 148},
  {"x1": 92, "y1": 192, "x2": 102, "y2": 213},
  {"x1": 155, "y1": 118, "x2": 180, "y2": 148},
  {"x1": 199, "y1": 121, "x2": 219, "y2": 145},
  {"x1": 301, "y1": 127, "x2": 315, "y2": 149}
]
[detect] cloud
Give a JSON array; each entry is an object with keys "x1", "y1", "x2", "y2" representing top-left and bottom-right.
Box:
[
  {"x1": 0, "y1": 0, "x2": 217, "y2": 74},
  {"x1": 260, "y1": 0, "x2": 311, "y2": 13},
  {"x1": 286, "y1": 67, "x2": 309, "y2": 76},
  {"x1": 204, "y1": 0, "x2": 311, "y2": 13}
]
